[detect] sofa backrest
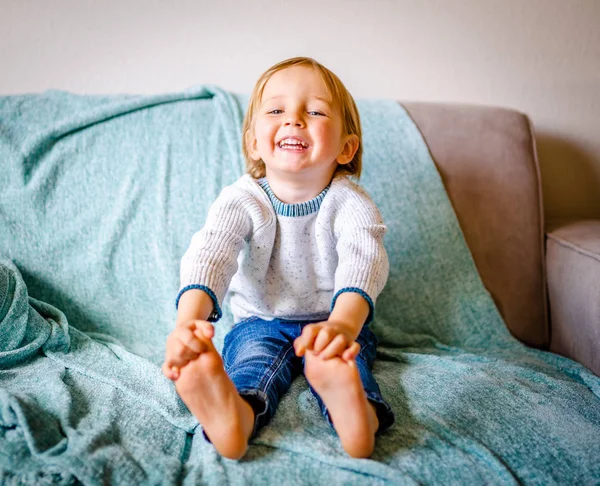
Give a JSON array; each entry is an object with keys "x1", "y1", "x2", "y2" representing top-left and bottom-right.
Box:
[{"x1": 403, "y1": 102, "x2": 548, "y2": 349}]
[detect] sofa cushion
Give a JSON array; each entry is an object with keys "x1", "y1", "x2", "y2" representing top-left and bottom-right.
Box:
[{"x1": 546, "y1": 220, "x2": 600, "y2": 375}]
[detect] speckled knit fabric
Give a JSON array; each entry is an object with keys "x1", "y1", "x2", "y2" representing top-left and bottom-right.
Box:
[{"x1": 177, "y1": 173, "x2": 388, "y2": 324}]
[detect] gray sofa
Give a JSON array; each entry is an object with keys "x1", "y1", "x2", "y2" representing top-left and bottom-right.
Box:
[{"x1": 404, "y1": 102, "x2": 599, "y2": 376}]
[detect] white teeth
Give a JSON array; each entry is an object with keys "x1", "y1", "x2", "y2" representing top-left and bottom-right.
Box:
[{"x1": 278, "y1": 138, "x2": 307, "y2": 148}]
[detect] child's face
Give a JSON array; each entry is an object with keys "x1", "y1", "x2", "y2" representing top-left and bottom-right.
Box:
[{"x1": 247, "y1": 65, "x2": 357, "y2": 181}]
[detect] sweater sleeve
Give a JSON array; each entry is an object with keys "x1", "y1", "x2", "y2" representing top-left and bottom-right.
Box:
[
  {"x1": 177, "y1": 185, "x2": 255, "y2": 321},
  {"x1": 332, "y1": 186, "x2": 389, "y2": 323}
]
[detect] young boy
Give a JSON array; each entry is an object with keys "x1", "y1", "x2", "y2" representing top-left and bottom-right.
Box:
[{"x1": 162, "y1": 57, "x2": 394, "y2": 460}]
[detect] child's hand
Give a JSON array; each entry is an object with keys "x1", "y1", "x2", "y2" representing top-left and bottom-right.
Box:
[
  {"x1": 162, "y1": 320, "x2": 214, "y2": 381},
  {"x1": 293, "y1": 321, "x2": 361, "y2": 362}
]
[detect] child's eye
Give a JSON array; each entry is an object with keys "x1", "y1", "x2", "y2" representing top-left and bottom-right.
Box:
[
  {"x1": 308, "y1": 111, "x2": 325, "y2": 116},
  {"x1": 267, "y1": 109, "x2": 283, "y2": 115}
]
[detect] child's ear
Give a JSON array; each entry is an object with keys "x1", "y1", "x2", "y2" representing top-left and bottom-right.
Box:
[
  {"x1": 245, "y1": 130, "x2": 261, "y2": 161},
  {"x1": 336, "y1": 134, "x2": 359, "y2": 165}
]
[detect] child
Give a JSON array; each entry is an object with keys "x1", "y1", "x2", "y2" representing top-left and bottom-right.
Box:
[{"x1": 162, "y1": 57, "x2": 394, "y2": 460}]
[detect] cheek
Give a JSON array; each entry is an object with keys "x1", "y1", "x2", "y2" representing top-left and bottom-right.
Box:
[
  {"x1": 313, "y1": 123, "x2": 342, "y2": 151},
  {"x1": 254, "y1": 121, "x2": 277, "y2": 148}
]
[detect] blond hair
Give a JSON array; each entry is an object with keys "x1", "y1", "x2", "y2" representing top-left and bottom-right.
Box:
[{"x1": 242, "y1": 57, "x2": 363, "y2": 179}]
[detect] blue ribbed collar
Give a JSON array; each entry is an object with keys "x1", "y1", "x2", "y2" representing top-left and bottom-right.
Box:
[{"x1": 257, "y1": 178, "x2": 330, "y2": 217}]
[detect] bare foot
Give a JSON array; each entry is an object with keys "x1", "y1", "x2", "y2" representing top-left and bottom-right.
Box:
[
  {"x1": 175, "y1": 339, "x2": 255, "y2": 460},
  {"x1": 304, "y1": 351, "x2": 379, "y2": 458}
]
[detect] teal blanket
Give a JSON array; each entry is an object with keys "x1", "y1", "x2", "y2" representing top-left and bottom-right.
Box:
[{"x1": 1, "y1": 87, "x2": 599, "y2": 485}]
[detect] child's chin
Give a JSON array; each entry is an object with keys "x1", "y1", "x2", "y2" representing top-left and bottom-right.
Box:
[{"x1": 273, "y1": 160, "x2": 310, "y2": 173}]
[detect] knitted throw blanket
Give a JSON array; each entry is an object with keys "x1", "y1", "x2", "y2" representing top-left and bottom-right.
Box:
[{"x1": 0, "y1": 87, "x2": 599, "y2": 484}]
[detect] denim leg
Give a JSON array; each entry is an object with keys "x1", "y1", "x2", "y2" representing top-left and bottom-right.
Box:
[
  {"x1": 221, "y1": 317, "x2": 303, "y2": 438},
  {"x1": 306, "y1": 325, "x2": 395, "y2": 434}
]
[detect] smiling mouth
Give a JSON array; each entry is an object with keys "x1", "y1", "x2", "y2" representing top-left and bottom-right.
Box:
[{"x1": 277, "y1": 138, "x2": 309, "y2": 150}]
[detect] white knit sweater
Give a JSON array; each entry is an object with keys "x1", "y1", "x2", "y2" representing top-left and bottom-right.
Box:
[{"x1": 177, "y1": 174, "x2": 389, "y2": 324}]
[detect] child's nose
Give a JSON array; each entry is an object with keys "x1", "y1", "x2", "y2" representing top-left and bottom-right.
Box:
[{"x1": 284, "y1": 113, "x2": 305, "y2": 127}]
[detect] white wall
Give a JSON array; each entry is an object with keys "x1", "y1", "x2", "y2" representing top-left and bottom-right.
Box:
[{"x1": 2, "y1": 0, "x2": 599, "y2": 225}]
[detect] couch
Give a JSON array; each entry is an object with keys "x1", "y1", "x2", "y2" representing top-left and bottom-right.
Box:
[{"x1": 1, "y1": 87, "x2": 599, "y2": 484}]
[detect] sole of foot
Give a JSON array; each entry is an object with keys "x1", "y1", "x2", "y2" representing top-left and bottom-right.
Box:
[
  {"x1": 175, "y1": 345, "x2": 255, "y2": 460},
  {"x1": 304, "y1": 351, "x2": 378, "y2": 458}
]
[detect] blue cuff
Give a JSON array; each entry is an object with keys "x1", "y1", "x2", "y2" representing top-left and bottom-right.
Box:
[
  {"x1": 175, "y1": 285, "x2": 222, "y2": 322},
  {"x1": 330, "y1": 287, "x2": 375, "y2": 326}
]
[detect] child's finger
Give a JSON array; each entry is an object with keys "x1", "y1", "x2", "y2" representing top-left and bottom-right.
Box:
[
  {"x1": 313, "y1": 327, "x2": 335, "y2": 354},
  {"x1": 193, "y1": 320, "x2": 215, "y2": 340},
  {"x1": 192, "y1": 329, "x2": 217, "y2": 355},
  {"x1": 161, "y1": 361, "x2": 180, "y2": 381},
  {"x1": 342, "y1": 341, "x2": 361, "y2": 362},
  {"x1": 294, "y1": 324, "x2": 321, "y2": 356},
  {"x1": 166, "y1": 337, "x2": 202, "y2": 367},
  {"x1": 318, "y1": 333, "x2": 348, "y2": 360},
  {"x1": 174, "y1": 326, "x2": 206, "y2": 354}
]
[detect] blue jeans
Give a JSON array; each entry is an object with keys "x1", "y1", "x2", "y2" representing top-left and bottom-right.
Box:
[{"x1": 214, "y1": 316, "x2": 394, "y2": 440}]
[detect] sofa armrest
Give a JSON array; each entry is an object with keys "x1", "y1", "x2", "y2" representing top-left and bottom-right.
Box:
[{"x1": 546, "y1": 220, "x2": 600, "y2": 376}]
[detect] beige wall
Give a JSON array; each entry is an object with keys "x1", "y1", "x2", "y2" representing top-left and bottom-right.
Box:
[{"x1": 2, "y1": 0, "x2": 599, "y2": 225}]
